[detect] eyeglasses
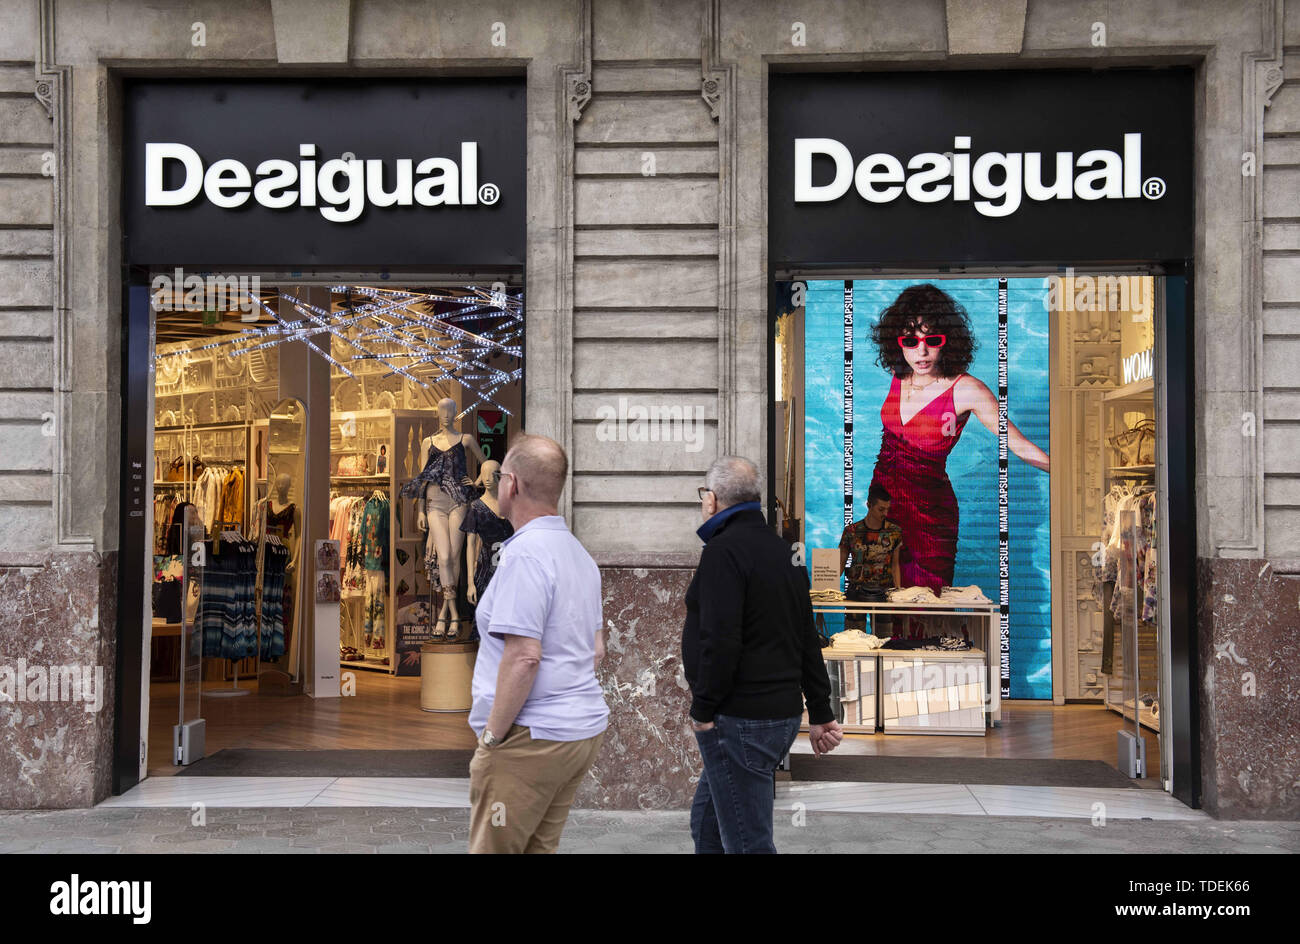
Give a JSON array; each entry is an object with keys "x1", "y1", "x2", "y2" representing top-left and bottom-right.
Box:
[
  {"x1": 898, "y1": 334, "x2": 947, "y2": 350},
  {"x1": 697, "y1": 486, "x2": 713, "y2": 501}
]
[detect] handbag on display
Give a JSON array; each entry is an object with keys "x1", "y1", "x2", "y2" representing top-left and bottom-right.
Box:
[
  {"x1": 1110, "y1": 418, "x2": 1156, "y2": 467},
  {"x1": 166, "y1": 455, "x2": 206, "y2": 481}
]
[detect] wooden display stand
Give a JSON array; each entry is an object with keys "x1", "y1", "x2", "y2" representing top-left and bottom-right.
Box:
[
  {"x1": 812, "y1": 598, "x2": 1001, "y2": 727},
  {"x1": 420, "y1": 641, "x2": 477, "y2": 712},
  {"x1": 333, "y1": 408, "x2": 438, "y2": 675}
]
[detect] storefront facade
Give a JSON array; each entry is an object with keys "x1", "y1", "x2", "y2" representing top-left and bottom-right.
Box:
[{"x1": 0, "y1": 0, "x2": 1297, "y2": 819}]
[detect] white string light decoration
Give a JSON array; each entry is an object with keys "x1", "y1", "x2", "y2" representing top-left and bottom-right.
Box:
[{"x1": 154, "y1": 285, "x2": 524, "y2": 417}]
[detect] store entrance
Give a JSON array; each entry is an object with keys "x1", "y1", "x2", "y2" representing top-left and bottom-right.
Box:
[
  {"x1": 772, "y1": 271, "x2": 1180, "y2": 791},
  {"x1": 139, "y1": 279, "x2": 522, "y2": 777}
]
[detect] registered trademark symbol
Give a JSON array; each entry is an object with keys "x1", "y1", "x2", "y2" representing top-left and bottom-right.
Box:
[
  {"x1": 478, "y1": 183, "x2": 500, "y2": 205},
  {"x1": 1142, "y1": 176, "x2": 1166, "y2": 199}
]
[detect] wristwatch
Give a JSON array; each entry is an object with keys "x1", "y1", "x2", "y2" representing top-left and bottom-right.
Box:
[{"x1": 480, "y1": 728, "x2": 500, "y2": 748}]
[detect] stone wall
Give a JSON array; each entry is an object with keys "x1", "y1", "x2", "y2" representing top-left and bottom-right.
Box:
[
  {"x1": 0, "y1": 0, "x2": 1297, "y2": 816},
  {"x1": 1198, "y1": 560, "x2": 1300, "y2": 819},
  {"x1": 580, "y1": 562, "x2": 698, "y2": 809},
  {"x1": 0, "y1": 550, "x2": 117, "y2": 807}
]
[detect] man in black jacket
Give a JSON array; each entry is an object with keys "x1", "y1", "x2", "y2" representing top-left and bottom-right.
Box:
[{"x1": 682, "y1": 455, "x2": 843, "y2": 854}]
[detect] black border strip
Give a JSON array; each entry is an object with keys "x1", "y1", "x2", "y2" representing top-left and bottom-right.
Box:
[
  {"x1": 843, "y1": 279, "x2": 855, "y2": 529},
  {"x1": 997, "y1": 278, "x2": 1010, "y2": 699}
]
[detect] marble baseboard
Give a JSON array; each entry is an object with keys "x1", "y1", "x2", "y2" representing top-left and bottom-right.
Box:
[
  {"x1": 9, "y1": 550, "x2": 1294, "y2": 819},
  {"x1": 0, "y1": 550, "x2": 117, "y2": 809},
  {"x1": 1198, "y1": 558, "x2": 1300, "y2": 820},
  {"x1": 576, "y1": 565, "x2": 699, "y2": 810}
]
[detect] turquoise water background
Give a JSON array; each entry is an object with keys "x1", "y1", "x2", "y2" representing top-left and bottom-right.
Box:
[{"x1": 803, "y1": 278, "x2": 1052, "y2": 699}]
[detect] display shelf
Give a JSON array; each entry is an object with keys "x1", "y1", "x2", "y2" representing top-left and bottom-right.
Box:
[
  {"x1": 1109, "y1": 465, "x2": 1155, "y2": 476},
  {"x1": 1103, "y1": 377, "x2": 1155, "y2": 401},
  {"x1": 340, "y1": 659, "x2": 392, "y2": 673},
  {"x1": 330, "y1": 408, "x2": 438, "y2": 677},
  {"x1": 812, "y1": 598, "x2": 1000, "y2": 726},
  {"x1": 154, "y1": 419, "x2": 251, "y2": 434},
  {"x1": 1104, "y1": 696, "x2": 1160, "y2": 732}
]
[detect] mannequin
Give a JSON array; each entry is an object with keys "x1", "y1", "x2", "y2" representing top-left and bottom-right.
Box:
[
  {"x1": 400, "y1": 398, "x2": 485, "y2": 638},
  {"x1": 260, "y1": 472, "x2": 300, "y2": 574},
  {"x1": 461, "y1": 460, "x2": 514, "y2": 608}
]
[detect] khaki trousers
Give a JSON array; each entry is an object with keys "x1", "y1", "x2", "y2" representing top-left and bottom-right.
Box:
[{"x1": 468, "y1": 724, "x2": 605, "y2": 854}]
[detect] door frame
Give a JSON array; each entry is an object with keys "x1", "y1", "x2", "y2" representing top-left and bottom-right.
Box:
[{"x1": 766, "y1": 265, "x2": 1199, "y2": 807}]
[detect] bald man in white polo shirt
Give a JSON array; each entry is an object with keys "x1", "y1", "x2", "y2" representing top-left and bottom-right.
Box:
[{"x1": 467, "y1": 433, "x2": 609, "y2": 854}]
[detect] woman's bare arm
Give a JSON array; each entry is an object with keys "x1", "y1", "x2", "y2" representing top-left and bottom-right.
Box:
[{"x1": 953, "y1": 375, "x2": 1050, "y2": 472}]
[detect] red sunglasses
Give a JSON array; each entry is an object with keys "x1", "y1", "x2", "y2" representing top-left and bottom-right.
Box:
[{"x1": 898, "y1": 334, "x2": 947, "y2": 349}]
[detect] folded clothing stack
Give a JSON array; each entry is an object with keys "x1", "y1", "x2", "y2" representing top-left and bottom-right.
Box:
[
  {"x1": 810, "y1": 588, "x2": 846, "y2": 603},
  {"x1": 881, "y1": 635, "x2": 972, "y2": 651},
  {"x1": 888, "y1": 586, "x2": 941, "y2": 604},
  {"x1": 829, "y1": 629, "x2": 888, "y2": 652},
  {"x1": 939, "y1": 584, "x2": 991, "y2": 604}
]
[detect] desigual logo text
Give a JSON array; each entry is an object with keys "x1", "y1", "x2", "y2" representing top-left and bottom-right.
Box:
[
  {"x1": 794, "y1": 134, "x2": 1164, "y2": 217},
  {"x1": 145, "y1": 142, "x2": 499, "y2": 222}
]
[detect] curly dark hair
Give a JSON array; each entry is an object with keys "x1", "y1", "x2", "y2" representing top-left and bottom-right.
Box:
[{"x1": 871, "y1": 283, "x2": 978, "y2": 378}]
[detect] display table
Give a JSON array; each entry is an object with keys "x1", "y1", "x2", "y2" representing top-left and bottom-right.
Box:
[
  {"x1": 819, "y1": 651, "x2": 878, "y2": 732},
  {"x1": 809, "y1": 598, "x2": 1001, "y2": 735}
]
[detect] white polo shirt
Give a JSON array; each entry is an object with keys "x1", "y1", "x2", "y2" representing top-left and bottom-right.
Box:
[{"x1": 469, "y1": 515, "x2": 609, "y2": 741}]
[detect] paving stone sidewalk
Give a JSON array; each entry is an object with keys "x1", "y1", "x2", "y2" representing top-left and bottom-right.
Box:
[{"x1": 1, "y1": 807, "x2": 1297, "y2": 853}]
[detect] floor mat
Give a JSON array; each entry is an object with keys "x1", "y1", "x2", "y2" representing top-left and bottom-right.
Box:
[
  {"x1": 788, "y1": 755, "x2": 1143, "y2": 789},
  {"x1": 175, "y1": 749, "x2": 474, "y2": 778}
]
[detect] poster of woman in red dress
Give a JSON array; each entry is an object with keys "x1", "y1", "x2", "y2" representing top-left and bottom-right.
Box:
[{"x1": 869, "y1": 283, "x2": 1050, "y2": 592}]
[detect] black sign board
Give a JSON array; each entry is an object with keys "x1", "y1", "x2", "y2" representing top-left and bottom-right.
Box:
[
  {"x1": 123, "y1": 78, "x2": 526, "y2": 268},
  {"x1": 769, "y1": 69, "x2": 1193, "y2": 267}
]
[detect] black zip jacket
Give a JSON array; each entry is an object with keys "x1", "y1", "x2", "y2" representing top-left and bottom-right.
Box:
[{"x1": 681, "y1": 507, "x2": 835, "y2": 725}]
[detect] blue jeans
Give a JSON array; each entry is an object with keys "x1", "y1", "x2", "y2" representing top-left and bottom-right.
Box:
[{"x1": 690, "y1": 713, "x2": 802, "y2": 854}]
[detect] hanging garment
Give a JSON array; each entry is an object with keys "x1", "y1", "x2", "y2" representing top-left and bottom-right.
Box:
[
  {"x1": 329, "y1": 495, "x2": 356, "y2": 543},
  {"x1": 363, "y1": 570, "x2": 386, "y2": 646},
  {"x1": 341, "y1": 500, "x2": 368, "y2": 598},
  {"x1": 361, "y1": 493, "x2": 390, "y2": 571},
  {"x1": 260, "y1": 540, "x2": 290, "y2": 661},
  {"x1": 216, "y1": 466, "x2": 245, "y2": 531},
  {"x1": 1094, "y1": 485, "x2": 1128, "y2": 603},
  {"x1": 359, "y1": 492, "x2": 391, "y2": 648},
  {"x1": 196, "y1": 534, "x2": 259, "y2": 661},
  {"x1": 153, "y1": 493, "x2": 177, "y2": 554},
  {"x1": 1107, "y1": 492, "x2": 1139, "y2": 620},
  {"x1": 195, "y1": 466, "x2": 229, "y2": 533},
  {"x1": 400, "y1": 438, "x2": 478, "y2": 505},
  {"x1": 459, "y1": 497, "x2": 514, "y2": 600},
  {"x1": 1139, "y1": 492, "x2": 1159, "y2": 622},
  {"x1": 870, "y1": 374, "x2": 972, "y2": 593}
]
